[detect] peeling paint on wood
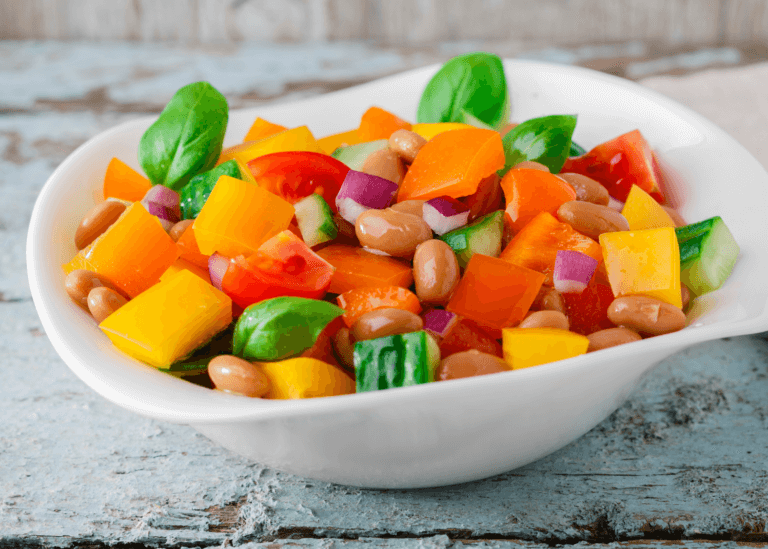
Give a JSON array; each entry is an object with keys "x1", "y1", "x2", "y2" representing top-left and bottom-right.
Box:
[{"x1": 2, "y1": 41, "x2": 768, "y2": 548}]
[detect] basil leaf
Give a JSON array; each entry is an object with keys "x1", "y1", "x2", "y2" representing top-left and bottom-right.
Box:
[
  {"x1": 569, "y1": 140, "x2": 586, "y2": 157},
  {"x1": 418, "y1": 52, "x2": 509, "y2": 131},
  {"x1": 139, "y1": 81, "x2": 228, "y2": 191},
  {"x1": 233, "y1": 297, "x2": 343, "y2": 361},
  {"x1": 179, "y1": 159, "x2": 246, "y2": 220},
  {"x1": 458, "y1": 109, "x2": 495, "y2": 130},
  {"x1": 499, "y1": 114, "x2": 577, "y2": 176}
]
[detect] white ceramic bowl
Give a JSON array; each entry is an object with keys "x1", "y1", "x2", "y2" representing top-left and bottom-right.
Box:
[{"x1": 28, "y1": 60, "x2": 768, "y2": 488}]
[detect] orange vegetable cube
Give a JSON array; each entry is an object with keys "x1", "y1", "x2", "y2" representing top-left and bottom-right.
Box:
[
  {"x1": 502, "y1": 328, "x2": 589, "y2": 370},
  {"x1": 411, "y1": 123, "x2": 474, "y2": 141},
  {"x1": 218, "y1": 126, "x2": 324, "y2": 165},
  {"x1": 175, "y1": 222, "x2": 210, "y2": 271},
  {"x1": 103, "y1": 158, "x2": 152, "y2": 202},
  {"x1": 500, "y1": 212, "x2": 602, "y2": 285},
  {"x1": 193, "y1": 175, "x2": 294, "y2": 257},
  {"x1": 500, "y1": 168, "x2": 577, "y2": 232},
  {"x1": 317, "y1": 129, "x2": 362, "y2": 154},
  {"x1": 315, "y1": 244, "x2": 413, "y2": 295},
  {"x1": 337, "y1": 286, "x2": 421, "y2": 327},
  {"x1": 621, "y1": 184, "x2": 676, "y2": 230},
  {"x1": 599, "y1": 227, "x2": 682, "y2": 308},
  {"x1": 358, "y1": 106, "x2": 412, "y2": 141},
  {"x1": 99, "y1": 270, "x2": 232, "y2": 369},
  {"x1": 243, "y1": 117, "x2": 287, "y2": 143},
  {"x1": 397, "y1": 128, "x2": 504, "y2": 202},
  {"x1": 447, "y1": 254, "x2": 545, "y2": 335},
  {"x1": 62, "y1": 203, "x2": 179, "y2": 298}
]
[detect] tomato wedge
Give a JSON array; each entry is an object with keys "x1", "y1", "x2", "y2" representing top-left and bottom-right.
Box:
[
  {"x1": 221, "y1": 231, "x2": 335, "y2": 309},
  {"x1": 247, "y1": 151, "x2": 349, "y2": 212},
  {"x1": 561, "y1": 129, "x2": 664, "y2": 203}
]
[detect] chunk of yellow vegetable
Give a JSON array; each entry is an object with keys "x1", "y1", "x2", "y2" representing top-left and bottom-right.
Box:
[
  {"x1": 99, "y1": 270, "x2": 232, "y2": 369},
  {"x1": 218, "y1": 126, "x2": 323, "y2": 165},
  {"x1": 599, "y1": 227, "x2": 682, "y2": 308},
  {"x1": 621, "y1": 184, "x2": 676, "y2": 230},
  {"x1": 502, "y1": 328, "x2": 589, "y2": 370},
  {"x1": 257, "y1": 358, "x2": 355, "y2": 399}
]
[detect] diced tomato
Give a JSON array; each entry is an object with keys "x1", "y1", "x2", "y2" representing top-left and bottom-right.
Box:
[
  {"x1": 439, "y1": 318, "x2": 503, "y2": 358},
  {"x1": 562, "y1": 275, "x2": 615, "y2": 336},
  {"x1": 247, "y1": 151, "x2": 349, "y2": 213},
  {"x1": 460, "y1": 173, "x2": 504, "y2": 221},
  {"x1": 221, "y1": 231, "x2": 334, "y2": 309},
  {"x1": 561, "y1": 129, "x2": 664, "y2": 203}
]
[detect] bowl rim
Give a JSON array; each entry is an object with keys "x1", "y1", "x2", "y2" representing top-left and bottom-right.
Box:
[{"x1": 27, "y1": 58, "x2": 768, "y2": 425}]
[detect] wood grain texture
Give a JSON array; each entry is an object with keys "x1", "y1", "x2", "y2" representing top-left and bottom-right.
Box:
[
  {"x1": 2, "y1": 41, "x2": 768, "y2": 547},
  {"x1": 0, "y1": 0, "x2": 743, "y2": 47}
]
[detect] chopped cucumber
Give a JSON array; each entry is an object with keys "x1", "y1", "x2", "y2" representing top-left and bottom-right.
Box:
[
  {"x1": 354, "y1": 331, "x2": 440, "y2": 393},
  {"x1": 439, "y1": 210, "x2": 504, "y2": 268},
  {"x1": 675, "y1": 216, "x2": 739, "y2": 296},
  {"x1": 294, "y1": 194, "x2": 338, "y2": 247},
  {"x1": 331, "y1": 139, "x2": 388, "y2": 171}
]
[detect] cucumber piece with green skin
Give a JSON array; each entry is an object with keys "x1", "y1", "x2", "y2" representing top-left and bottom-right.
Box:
[
  {"x1": 675, "y1": 216, "x2": 739, "y2": 296},
  {"x1": 294, "y1": 193, "x2": 338, "y2": 247},
  {"x1": 354, "y1": 331, "x2": 440, "y2": 393},
  {"x1": 331, "y1": 139, "x2": 388, "y2": 171},
  {"x1": 439, "y1": 210, "x2": 504, "y2": 268}
]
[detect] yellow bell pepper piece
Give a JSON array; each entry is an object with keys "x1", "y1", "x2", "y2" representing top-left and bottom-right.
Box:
[
  {"x1": 243, "y1": 117, "x2": 287, "y2": 143},
  {"x1": 317, "y1": 129, "x2": 362, "y2": 154},
  {"x1": 218, "y1": 126, "x2": 324, "y2": 165},
  {"x1": 159, "y1": 258, "x2": 211, "y2": 285},
  {"x1": 99, "y1": 270, "x2": 232, "y2": 369},
  {"x1": 257, "y1": 358, "x2": 355, "y2": 399},
  {"x1": 193, "y1": 175, "x2": 294, "y2": 257},
  {"x1": 600, "y1": 227, "x2": 682, "y2": 308},
  {"x1": 621, "y1": 184, "x2": 676, "y2": 230},
  {"x1": 502, "y1": 328, "x2": 589, "y2": 370},
  {"x1": 411, "y1": 123, "x2": 474, "y2": 140}
]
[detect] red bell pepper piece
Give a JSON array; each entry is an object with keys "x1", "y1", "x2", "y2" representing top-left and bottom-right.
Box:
[
  {"x1": 561, "y1": 129, "x2": 665, "y2": 203},
  {"x1": 221, "y1": 231, "x2": 334, "y2": 309},
  {"x1": 247, "y1": 151, "x2": 349, "y2": 213}
]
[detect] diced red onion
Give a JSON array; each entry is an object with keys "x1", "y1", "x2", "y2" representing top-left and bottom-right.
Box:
[
  {"x1": 335, "y1": 170, "x2": 398, "y2": 224},
  {"x1": 423, "y1": 196, "x2": 470, "y2": 235},
  {"x1": 208, "y1": 252, "x2": 231, "y2": 291},
  {"x1": 423, "y1": 309, "x2": 458, "y2": 338},
  {"x1": 553, "y1": 250, "x2": 598, "y2": 294},
  {"x1": 141, "y1": 185, "x2": 181, "y2": 223}
]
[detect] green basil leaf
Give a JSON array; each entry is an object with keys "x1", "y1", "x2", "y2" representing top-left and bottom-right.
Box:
[
  {"x1": 179, "y1": 159, "x2": 246, "y2": 220},
  {"x1": 569, "y1": 140, "x2": 586, "y2": 157},
  {"x1": 458, "y1": 108, "x2": 495, "y2": 130},
  {"x1": 417, "y1": 52, "x2": 509, "y2": 131},
  {"x1": 233, "y1": 297, "x2": 344, "y2": 361},
  {"x1": 139, "y1": 81, "x2": 228, "y2": 191},
  {"x1": 499, "y1": 114, "x2": 577, "y2": 176}
]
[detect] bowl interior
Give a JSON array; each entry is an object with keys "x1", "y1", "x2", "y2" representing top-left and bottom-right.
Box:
[{"x1": 28, "y1": 60, "x2": 768, "y2": 424}]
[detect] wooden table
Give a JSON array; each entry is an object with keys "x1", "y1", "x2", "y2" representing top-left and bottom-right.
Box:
[{"x1": 3, "y1": 41, "x2": 768, "y2": 548}]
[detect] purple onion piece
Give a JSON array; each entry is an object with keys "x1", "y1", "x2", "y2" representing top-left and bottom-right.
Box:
[
  {"x1": 208, "y1": 252, "x2": 231, "y2": 291},
  {"x1": 141, "y1": 185, "x2": 181, "y2": 223},
  {"x1": 423, "y1": 197, "x2": 470, "y2": 235},
  {"x1": 335, "y1": 170, "x2": 398, "y2": 224},
  {"x1": 423, "y1": 309, "x2": 458, "y2": 338},
  {"x1": 553, "y1": 250, "x2": 599, "y2": 294}
]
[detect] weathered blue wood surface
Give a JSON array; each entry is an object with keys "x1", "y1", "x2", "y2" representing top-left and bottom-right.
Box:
[{"x1": 1, "y1": 41, "x2": 767, "y2": 548}]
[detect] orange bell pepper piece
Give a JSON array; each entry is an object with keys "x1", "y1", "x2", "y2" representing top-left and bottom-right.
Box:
[
  {"x1": 175, "y1": 222, "x2": 210, "y2": 271},
  {"x1": 500, "y1": 168, "x2": 577, "y2": 232},
  {"x1": 317, "y1": 129, "x2": 363, "y2": 154},
  {"x1": 243, "y1": 117, "x2": 287, "y2": 143},
  {"x1": 357, "y1": 106, "x2": 411, "y2": 142},
  {"x1": 337, "y1": 286, "x2": 421, "y2": 328},
  {"x1": 397, "y1": 128, "x2": 504, "y2": 202},
  {"x1": 63, "y1": 203, "x2": 179, "y2": 298},
  {"x1": 447, "y1": 253, "x2": 545, "y2": 336},
  {"x1": 315, "y1": 244, "x2": 413, "y2": 295},
  {"x1": 500, "y1": 212, "x2": 602, "y2": 285},
  {"x1": 103, "y1": 158, "x2": 152, "y2": 202}
]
